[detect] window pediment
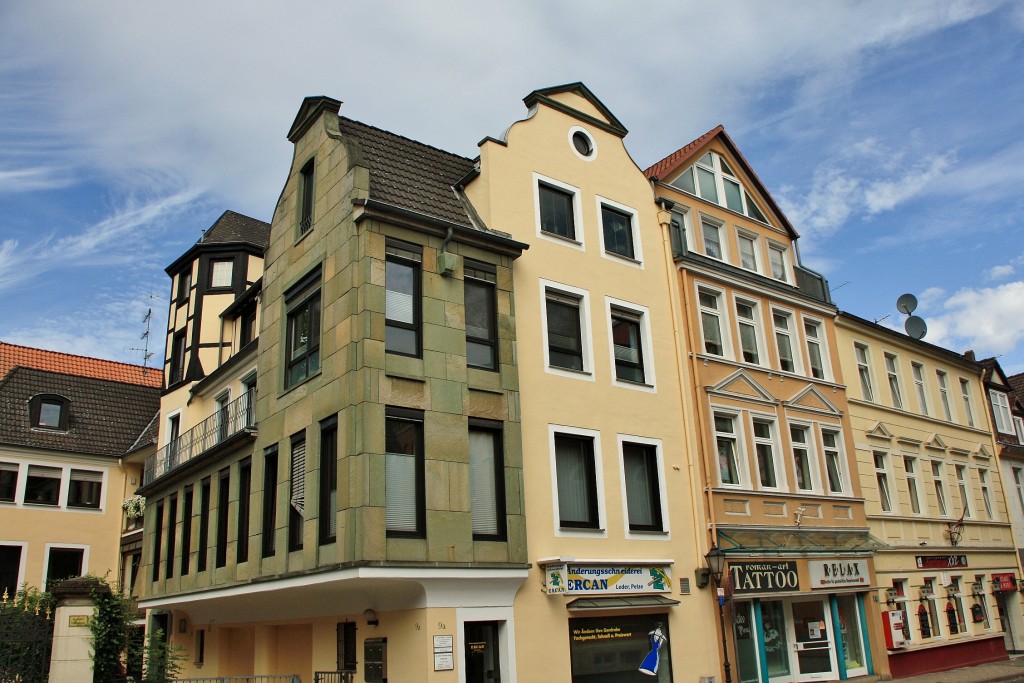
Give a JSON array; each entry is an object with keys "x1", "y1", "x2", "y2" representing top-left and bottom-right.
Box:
[
  {"x1": 784, "y1": 385, "x2": 842, "y2": 416},
  {"x1": 707, "y1": 369, "x2": 777, "y2": 405}
]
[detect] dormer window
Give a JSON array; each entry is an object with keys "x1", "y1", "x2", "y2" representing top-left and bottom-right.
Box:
[
  {"x1": 30, "y1": 394, "x2": 70, "y2": 431},
  {"x1": 669, "y1": 151, "x2": 769, "y2": 223}
]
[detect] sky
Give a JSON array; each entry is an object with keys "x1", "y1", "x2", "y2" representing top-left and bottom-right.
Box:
[{"x1": 2, "y1": 1, "x2": 1024, "y2": 374}]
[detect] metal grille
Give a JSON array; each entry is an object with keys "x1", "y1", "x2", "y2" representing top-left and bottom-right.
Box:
[
  {"x1": 0, "y1": 600, "x2": 54, "y2": 683},
  {"x1": 314, "y1": 672, "x2": 355, "y2": 683}
]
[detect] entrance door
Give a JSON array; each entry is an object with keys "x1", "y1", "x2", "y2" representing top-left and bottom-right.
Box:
[
  {"x1": 465, "y1": 621, "x2": 501, "y2": 683},
  {"x1": 788, "y1": 599, "x2": 836, "y2": 681},
  {"x1": 997, "y1": 593, "x2": 1016, "y2": 652}
]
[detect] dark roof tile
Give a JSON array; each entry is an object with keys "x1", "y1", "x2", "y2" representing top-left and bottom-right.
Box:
[
  {"x1": 0, "y1": 367, "x2": 160, "y2": 458},
  {"x1": 201, "y1": 210, "x2": 271, "y2": 248}
]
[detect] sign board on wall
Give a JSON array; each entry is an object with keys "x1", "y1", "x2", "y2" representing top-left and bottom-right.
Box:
[
  {"x1": 808, "y1": 559, "x2": 869, "y2": 589},
  {"x1": 544, "y1": 563, "x2": 672, "y2": 595},
  {"x1": 992, "y1": 573, "x2": 1017, "y2": 592},
  {"x1": 915, "y1": 555, "x2": 968, "y2": 569},
  {"x1": 729, "y1": 561, "x2": 800, "y2": 595}
]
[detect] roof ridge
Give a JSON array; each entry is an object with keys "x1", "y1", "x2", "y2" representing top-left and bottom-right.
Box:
[
  {"x1": 6, "y1": 364, "x2": 162, "y2": 388},
  {"x1": 0, "y1": 341, "x2": 161, "y2": 387},
  {"x1": 340, "y1": 116, "x2": 473, "y2": 165}
]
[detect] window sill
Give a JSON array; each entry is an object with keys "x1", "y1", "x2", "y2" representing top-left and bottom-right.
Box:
[
  {"x1": 293, "y1": 226, "x2": 314, "y2": 247},
  {"x1": 280, "y1": 369, "x2": 322, "y2": 398},
  {"x1": 546, "y1": 365, "x2": 594, "y2": 381},
  {"x1": 603, "y1": 251, "x2": 642, "y2": 267},
  {"x1": 613, "y1": 378, "x2": 655, "y2": 392},
  {"x1": 538, "y1": 230, "x2": 584, "y2": 249}
]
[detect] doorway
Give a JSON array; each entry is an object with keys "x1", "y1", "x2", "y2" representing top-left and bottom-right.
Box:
[
  {"x1": 996, "y1": 593, "x2": 1017, "y2": 652},
  {"x1": 465, "y1": 621, "x2": 501, "y2": 683},
  {"x1": 787, "y1": 599, "x2": 837, "y2": 681}
]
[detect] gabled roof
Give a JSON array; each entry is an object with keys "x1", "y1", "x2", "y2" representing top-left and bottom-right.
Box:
[
  {"x1": 522, "y1": 82, "x2": 628, "y2": 137},
  {"x1": 339, "y1": 117, "x2": 477, "y2": 229},
  {"x1": 1008, "y1": 372, "x2": 1024, "y2": 401},
  {"x1": 644, "y1": 126, "x2": 797, "y2": 239},
  {"x1": 0, "y1": 341, "x2": 161, "y2": 388},
  {"x1": 0, "y1": 367, "x2": 160, "y2": 457}
]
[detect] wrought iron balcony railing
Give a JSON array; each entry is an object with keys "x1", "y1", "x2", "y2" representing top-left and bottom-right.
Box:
[{"x1": 143, "y1": 388, "x2": 256, "y2": 486}]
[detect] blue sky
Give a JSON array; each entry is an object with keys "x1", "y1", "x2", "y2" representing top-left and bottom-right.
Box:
[{"x1": 2, "y1": 1, "x2": 1023, "y2": 373}]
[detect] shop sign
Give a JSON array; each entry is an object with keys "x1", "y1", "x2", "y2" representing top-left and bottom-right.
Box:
[
  {"x1": 915, "y1": 555, "x2": 968, "y2": 569},
  {"x1": 546, "y1": 564, "x2": 567, "y2": 595},
  {"x1": 808, "y1": 559, "x2": 868, "y2": 589},
  {"x1": 561, "y1": 565, "x2": 672, "y2": 594},
  {"x1": 992, "y1": 573, "x2": 1017, "y2": 592},
  {"x1": 729, "y1": 561, "x2": 800, "y2": 594}
]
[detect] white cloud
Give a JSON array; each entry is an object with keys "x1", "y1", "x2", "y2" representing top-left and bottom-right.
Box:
[
  {"x1": 923, "y1": 281, "x2": 1024, "y2": 357},
  {"x1": 988, "y1": 264, "x2": 1015, "y2": 280},
  {"x1": 0, "y1": 166, "x2": 75, "y2": 192},
  {"x1": 863, "y1": 153, "x2": 956, "y2": 213}
]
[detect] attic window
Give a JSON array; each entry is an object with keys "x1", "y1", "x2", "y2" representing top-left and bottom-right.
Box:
[
  {"x1": 669, "y1": 151, "x2": 769, "y2": 223},
  {"x1": 30, "y1": 394, "x2": 70, "y2": 431},
  {"x1": 570, "y1": 128, "x2": 595, "y2": 159}
]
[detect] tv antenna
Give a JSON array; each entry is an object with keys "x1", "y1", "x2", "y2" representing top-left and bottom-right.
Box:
[
  {"x1": 130, "y1": 308, "x2": 155, "y2": 370},
  {"x1": 896, "y1": 294, "x2": 928, "y2": 340}
]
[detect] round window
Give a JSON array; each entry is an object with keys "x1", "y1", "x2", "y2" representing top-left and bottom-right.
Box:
[{"x1": 571, "y1": 130, "x2": 594, "y2": 157}]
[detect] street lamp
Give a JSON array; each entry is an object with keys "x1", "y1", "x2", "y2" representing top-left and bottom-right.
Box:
[{"x1": 704, "y1": 544, "x2": 732, "y2": 683}]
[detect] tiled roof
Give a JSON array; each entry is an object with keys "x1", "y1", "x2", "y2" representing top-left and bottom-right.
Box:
[
  {"x1": 0, "y1": 367, "x2": 161, "y2": 457},
  {"x1": 978, "y1": 357, "x2": 998, "y2": 383},
  {"x1": 644, "y1": 125, "x2": 723, "y2": 181},
  {"x1": 200, "y1": 210, "x2": 271, "y2": 248},
  {"x1": 1008, "y1": 372, "x2": 1024, "y2": 400},
  {"x1": 0, "y1": 342, "x2": 161, "y2": 387},
  {"x1": 339, "y1": 117, "x2": 476, "y2": 228},
  {"x1": 127, "y1": 410, "x2": 161, "y2": 455}
]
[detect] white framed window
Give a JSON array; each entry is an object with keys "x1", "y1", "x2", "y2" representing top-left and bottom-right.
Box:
[
  {"x1": 713, "y1": 412, "x2": 745, "y2": 487},
  {"x1": 803, "y1": 317, "x2": 829, "y2": 380},
  {"x1": 597, "y1": 196, "x2": 641, "y2": 264},
  {"x1": 855, "y1": 343, "x2": 875, "y2": 401},
  {"x1": 767, "y1": 242, "x2": 789, "y2": 282},
  {"x1": 697, "y1": 286, "x2": 728, "y2": 358},
  {"x1": 549, "y1": 425, "x2": 605, "y2": 535},
  {"x1": 734, "y1": 298, "x2": 764, "y2": 365},
  {"x1": 912, "y1": 362, "x2": 929, "y2": 416},
  {"x1": 959, "y1": 378, "x2": 975, "y2": 427},
  {"x1": 979, "y1": 468, "x2": 993, "y2": 519},
  {"x1": 568, "y1": 125, "x2": 597, "y2": 161},
  {"x1": 668, "y1": 151, "x2": 769, "y2": 223},
  {"x1": 904, "y1": 456, "x2": 922, "y2": 514},
  {"x1": 606, "y1": 298, "x2": 655, "y2": 391},
  {"x1": 737, "y1": 230, "x2": 759, "y2": 272},
  {"x1": 822, "y1": 429, "x2": 846, "y2": 494},
  {"x1": 884, "y1": 352, "x2": 904, "y2": 409},
  {"x1": 789, "y1": 424, "x2": 817, "y2": 492},
  {"x1": 772, "y1": 308, "x2": 800, "y2": 374},
  {"x1": 932, "y1": 461, "x2": 949, "y2": 516},
  {"x1": 700, "y1": 216, "x2": 726, "y2": 261},
  {"x1": 1013, "y1": 467, "x2": 1024, "y2": 515},
  {"x1": 541, "y1": 281, "x2": 593, "y2": 379},
  {"x1": 949, "y1": 577, "x2": 967, "y2": 635},
  {"x1": 874, "y1": 452, "x2": 894, "y2": 513},
  {"x1": 534, "y1": 174, "x2": 584, "y2": 248},
  {"x1": 990, "y1": 390, "x2": 1014, "y2": 434},
  {"x1": 1014, "y1": 416, "x2": 1024, "y2": 444},
  {"x1": 937, "y1": 370, "x2": 954, "y2": 421},
  {"x1": 618, "y1": 435, "x2": 667, "y2": 536},
  {"x1": 752, "y1": 418, "x2": 781, "y2": 490},
  {"x1": 955, "y1": 465, "x2": 972, "y2": 518}
]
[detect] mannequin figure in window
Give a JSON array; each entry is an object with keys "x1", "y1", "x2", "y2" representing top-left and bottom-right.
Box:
[{"x1": 639, "y1": 624, "x2": 666, "y2": 675}]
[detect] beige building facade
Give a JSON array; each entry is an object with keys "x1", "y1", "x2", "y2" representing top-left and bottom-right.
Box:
[
  {"x1": 647, "y1": 129, "x2": 887, "y2": 682},
  {"x1": 835, "y1": 312, "x2": 1024, "y2": 677}
]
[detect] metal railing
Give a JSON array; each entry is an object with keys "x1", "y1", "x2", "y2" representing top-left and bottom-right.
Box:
[
  {"x1": 314, "y1": 673, "x2": 355, "y2": 683},
  {"x1": 143, "y1": 388, "x2": 256, "y2": 485},
  {"x1": 171, "y1": 676, "x2": 300, "y2": 683}
]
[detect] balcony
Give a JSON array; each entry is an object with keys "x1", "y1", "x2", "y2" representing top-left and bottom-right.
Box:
[{"x1": 143, "y1": 389, "x2": 256, "y2": 486}]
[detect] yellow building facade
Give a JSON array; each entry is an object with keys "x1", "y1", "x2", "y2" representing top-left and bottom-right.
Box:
[
  {"x1": 463, "y1": 84, "x2": 717, "y2": 682},
  {"x1": 835, "y1": 312, "x2": 1024, "y2": 677},
  {"x1": 647, "y1": 129, "x2": 888, "y2": 682}
]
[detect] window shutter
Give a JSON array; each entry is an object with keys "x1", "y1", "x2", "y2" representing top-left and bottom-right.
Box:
[{"x1": 291, "y1": 440, "x2": 305, "y2": 514}]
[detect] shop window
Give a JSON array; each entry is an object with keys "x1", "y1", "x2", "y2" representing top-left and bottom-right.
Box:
[{"x1": 568, "y1": 614, "x2": 672, "y2": 683}]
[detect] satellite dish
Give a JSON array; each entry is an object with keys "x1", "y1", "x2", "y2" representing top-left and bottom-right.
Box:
[
  {"x1": 896, "y1": 293, "x2": 918, "y2": 315},
  {"x1": 905, "y1": 315, "x2": 928, "y2": 340}
]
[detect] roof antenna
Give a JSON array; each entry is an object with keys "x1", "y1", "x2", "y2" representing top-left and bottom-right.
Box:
[{"x1": 130, "y1": 308, "x2": 155, "y2": 371}]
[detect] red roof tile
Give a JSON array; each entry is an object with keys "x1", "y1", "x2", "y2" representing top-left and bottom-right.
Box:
[
  {"x1": 0, "y1": 342, "x2": 162, "y2": 388},
  {"x1": 644, "y1": 125, "x2": 723, "y2": 181}
]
